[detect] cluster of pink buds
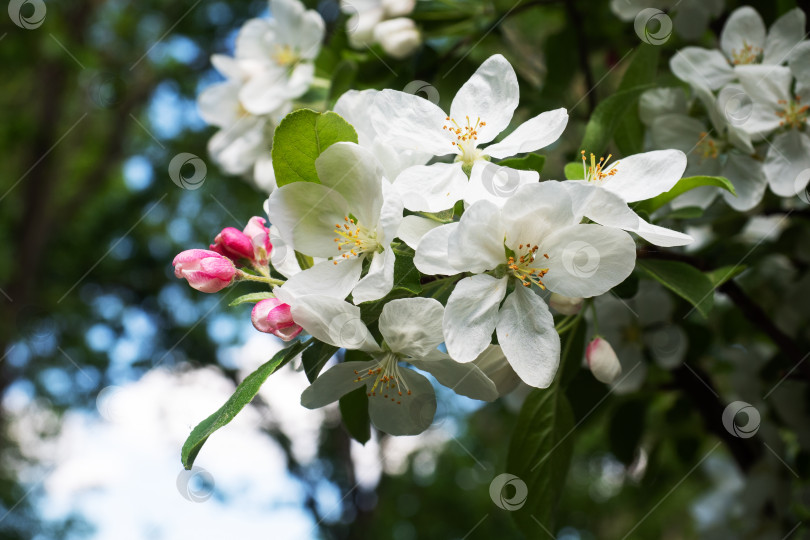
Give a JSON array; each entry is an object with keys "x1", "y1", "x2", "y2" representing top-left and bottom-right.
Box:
[
  {"x1": 210, "y1": 216, "x2": 272, "y2": 269},
  {"x1": 173, "y1": 249, "x2": 238, "y2": 293}
]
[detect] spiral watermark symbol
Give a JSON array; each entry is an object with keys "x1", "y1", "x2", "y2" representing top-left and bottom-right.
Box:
[
  {"x1": 646, "y1": 324, "x2": 686, "y2": 369},
  {"x1": 8, "y1": 0, "x2": 46, "y2": 29},
  {"x1": 176, "y1": 467, "x2": 215, "y2": 503},
  {"x1": 718, "y1": 87, "x2": 753, "y2": 126},
  {"x1": 634, "y1": 8, "x2": 672, "y2": 45},
  {"x1": 561, "y1": 241, "x2": 600, "y2": 278},
  {"x1": 85, "y1": 71, "x2": 127, "y2": 109},
  {"x1": 407, "y1": 391, "x2": 438, "y2": 430},
  {"x1": 169, "y1": 153, "x2": 207, "y2": 190},
  {"x1": 341, "y1": 1, "x2": 362, "y2": 38},
  {"x1": 794, "y1": 168, "x2": 810, "y2": 204},
  {"x1": 403, "y1": 80, "x2": 440, "y2": 105},
  {"x1": 96, "y1": 385, "x2": 127, "y2": 422},
  {"x1": 327, "y1": 312, "x2": 370, "y2": 349},
  {"x1": 481, "y1": 164, "x2": 521, "y2": 199},
  {"x1": 722, "y1": 401, "x2": 760, "y2": 439},
  {"x1": 489, "y1": 473, "x2": 528, "y2": 511}
]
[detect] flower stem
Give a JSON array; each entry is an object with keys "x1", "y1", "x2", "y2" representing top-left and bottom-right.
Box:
[{"x1": 237, "y1": 271, "x2": 284, "y2": 287}]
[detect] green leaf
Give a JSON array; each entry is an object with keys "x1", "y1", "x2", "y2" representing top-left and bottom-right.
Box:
[
  {"x1": 705, "y1": 265, "x2": 747, "y2": 288},
  {"x1": 659, "y1": 206, "x2": 704, "y2": 220},
  {"x1": 614, "y1": 45, "x2": 659, "y2": 156},
  {"x1": 497, "y1": 153, "x2": 546, "y2": 175},
  {"x1": 507, "y1": 385, "x2": 575, "y2": 534},
  {"x1": 563, "y1": 161, "x2": 582, "y2": 180},
  {"x1": 295, "y1": 251, "x2": 314, "y2": 271},
  {"x1": 638, "y1": 259, "x2": 715, "y2": 318},
  {"x1": 638, "y1": 176, "x2": 736, "y2": 214},
  {"x1": 559, "y1": 317, "x2": 587, "y2": 388},
  {"x1": 302, "y1": 340, "x2": 339, "y2": 383},
  {"x1": 229, "y1": 292, "x2": 275, "y2": 307},
  {"x1": 271, "y1": 109, "x2": 358, "y2": 187},
  {"x1": 339, "y1": 386, "x2": 371, "y2": 444},
  {"x1": 579, "y1": 85, "x2": 653, "y2": 156},
  {"x1": 181, "y1": 339, "x2": 311, "y2": 469},
  {"x1": 421, "y1": 276, "x2": 459, "y2": 305}
]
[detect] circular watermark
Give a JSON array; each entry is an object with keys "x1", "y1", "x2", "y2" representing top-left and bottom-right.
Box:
[
  {"x1": 634, "y1": 8, "x2": 672, "y2": 46},
  {"x1": 717, "y1": 87, "x2": 753, "y2": 127},
  {"x1": 327, "y1": 312, "x2": 370, "y2": 349},
  {"x1": 8, "y1": 0, "x2": 46, "y2": 29},
  {"x1": 407, "y1": 391, "x2": 439, "y2": 429},
  {"x1": 722, "y1": 401, "x2": 760, "y2": 439},
  {"x1": 645, "y1": 324, "x2": 686, "y2": 369},
  {"x1": 96, "y1": 385, "x2": 126, "y2": 422},
  {"x1": 402, "y1": 80, "x2": 440, "y2": 105},
  {"x1": 168, "y1": 153, "x2": 207, "y2": 190},
  {"x1": 489, "y1": 473, "x2": 528, "y2": 511},
  {"x1": 86, "y1": 71, "x2": 127, "y2": 109},
  {"x1": 794, "y1": 168, "x2": 810, "y2": 204},
  {"x1": 15, "y1": 305, "x2": 56, "y2": 342},
  {"x1": 561, "y1": 241, "x2": 601, "y2": 278},
  {"x1": 176, "y1": 467, "x2": 215, "y2": 503},
  {"x1": 481, "y1": 164, "x2": 521, "y2": 199},
  {"x1": 342, "y1": 1, "x2": 362, "y2": 37}
]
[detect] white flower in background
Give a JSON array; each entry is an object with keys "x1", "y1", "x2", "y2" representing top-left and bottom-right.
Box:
[
  {"x1": 235, "y1": 0, "x2": 325, "y2": 116},
  {"x1": 610, "y1": 0, "x2": 724, "y2": 41},
  {"x1": 267, "y1": 142, "x2": 403, "y2": 304},
  {"x1": 288, "y1": 296, "x2": 498, "y2": 435},
  {"x1": 372, "y1": 54, "x2": 569, "y2": 212},
  {"x1": 343, "y1": 0, "x2": 420, "y2": 58},
  {"x1": 549, "y1": 293, "x2": 584, "y2": 316},
  {"x1": 562, "y1": 148, "x2": 694, "y2": 246},
  {"x1": 641, "y1": 86, "x2": 766, "y2": 211},
  {"x1": 671, "y1": 6, "x2": 807, "y2": 90},
  {"x1": 414, "y1": 182, "x2": 636, "y2": 388}
]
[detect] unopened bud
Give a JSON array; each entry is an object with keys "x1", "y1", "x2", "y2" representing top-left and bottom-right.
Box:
[{"x1": 586, "y1": 337, "x2": 622, "y2": 384}]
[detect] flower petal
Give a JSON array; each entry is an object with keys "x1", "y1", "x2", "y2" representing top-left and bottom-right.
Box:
[
  {"x1": 470, "y1": 345, "x2": 522, "y2": 396},
  {"x1": 763, "y1": 130, "x2": 810, "y2": 197},
  {"x1": 334, "y1": 89, "x2": 379, "y2": 147},
  {"x1": 414, "y1": 223, "x2": 461, "y2": 276},
  {"x1": 352, "y1": 247, "x2": 395, "y2": 304},
  {"x1": 371, "y1": 89, "x2": 452, "y2": 155},
  {"x1": 285, "y1": 294, "x2": 381, "y2": 351},
  {"x1": 789, "y1": 41, "x2": 810, "y2": 87},
  {"x1": 301, "y1": 360, "x2": 378, "y2": 409},
  {"x1": 410, "y1": 349, "x2": 498, "y2": 401},
  {"x1": 379, "y1": 297, "x2": 445, "y2": 356},
  {"x1": 276, "y1": 257, "x2": 363, "y2": 300},
  {"x1": 720, "y1": 6, "x2": 767, "y2": 61},
  {"x1": 448, "y1": 200, "x2": 505, "y2": 273},
  {"x1": 496, "y1": 287, "x2": 559, "y2": 388},
  {"x1": 464, "y1": 161, "x2": 539, "y2": 208},
  {"x1": 763, "y1": 8, "x2": 806, "y2": 65},
  {"x1": 315, "y1": 142, "x2": 384, "y2": 228},
  {"x1": 634, "y1": 219, "x2": 694, "y2": 247},
  {"x1": 602, "y1": 149, "x2": 687, "y2": 203},
  {"x1": 394, "y1": 162, "x2": 468, "y2": 212},
  {"x1": 449, "y1": 54, "x2": 520, "y2": 144},
  {"x1": 444, "y1": 275, "x2": 508, "y2": 363},
  {"x1": 397, "y1": 215, "x2": 442, "y2": 249},
  {"x1": 720, "y1": 152, "x2": 767, "y2": 210},
  {"x1": 670, "y1": 47, "x2": 735, "y2": 90},
  {"x1": 484, "y1": 108, "x2": 568, "y2": 158},
  {"x1": 502, "y1": 181, "x2": 575, "y2": 251},
  {"x1": 369, "y1": 368, "x2": 436, "y2": 435}
]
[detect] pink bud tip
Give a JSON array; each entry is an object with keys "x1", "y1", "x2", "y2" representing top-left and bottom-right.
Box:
[
  {"x1": 251, "y1": 298, "x2": 302, "y2": 341},
  {"x1": 172, "y1": 249, "x2": 237, "y2": 293},
  {"x1": 243, "y1": 216, "x2": 272, "y2": 265},
  {"x1": 210, "y1": 227, "x2": 255, "y2": 262}
]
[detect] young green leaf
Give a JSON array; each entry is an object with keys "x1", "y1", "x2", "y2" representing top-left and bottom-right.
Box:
[
  {"x1": 181, "y1": 339, "x2": 311, "y2": 469},
  {"x1": 229, "y1": 292, "x2": 276, "y2": 307},
  {"x1": 638, "y1": 176, "x2": 736, "y2": 214},
  {"x1": 564, "y1": 161, "x2": 582, "y2": 180},
  {"x1": 302, "y1": 340, "x2": 339, "y2": 383},
  {"x1": 638, "y1": 259, "x2": 715, "y2": 318},
  {"x1": 497, "y1": 153, "x2": 546, "y2": 175},
  {"x1": 705, "y1": 265, "x2": 747, "y2": 288},
  {"x1": 271, "y1": 109, "x2": 358, "y2": 187}
]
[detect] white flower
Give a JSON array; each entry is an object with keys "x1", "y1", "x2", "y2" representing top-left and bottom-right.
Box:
[
  {"x1": 290, "y1": 296, "x2": 498, "y2": 435},
  {"x1": 610, "y1": 0, "x2": 723, "y2": 41},
  {"x1": 671, "y1": 6, "x2": 807, "y2": 90},
  {"x1": 549, "y1": 293, "x2": 583, "y2": 316},
  {"x1": 374, "y1": 17, "x2": 420, "y2": 59},
  {"x1": 343, "y1": 0, "x2": 418, "y2": 55},
  {"x1": 414, "y1": 182, "x2": 636, "y2": 388},
  {"x1": 267, "y1": 142, "x2": 403, "y2": 304},
  {"x1": 371, "y1": 54, "x2": 569, "y2": 212},
  {"x1": 562, "y1": 149, "x2": 694, "y2": 246},
  {"x1": 235, "y1": 0, "x2": 325, "y2": 116}
]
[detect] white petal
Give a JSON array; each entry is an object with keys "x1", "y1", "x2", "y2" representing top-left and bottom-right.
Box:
[
  {"x1": 378, "y1": 179, "x2": 404, "y2": 246},
  {"x1": 277, "y1": 257, "x2": 363, "y2": 301},
  {"x1": 315, "y1": 142, "x2": 384, "y2": 228},
  {"x1": 379, "y1": 298, "x2": 445, "y2": 356},
  {"x1": 238, "y1": 67, "x2": 297, "y2": 116},
  {"x1": 235, "y1": 18, "x2": 274, "y2": 61},
  {"x1": 495, "y1": 287, "x2": 560, "y2": 388},
  {"x1": 543, "y1": 224, "x2": 636, "y2": 298},
  {"x1": 210, "y1": 54, "x2": 245, "y2": 81},
  {"x1": 410, "y1": 350, "x2": 498, "y2": 401},
  {"x1": 397, "y1": 215, "x2": 442, "y2": 249},
  {"x1": 449, "y1": 54, "x2": 520, "y2": 144},
  {"x1": 470, "y1": 345, "x2": 521, "y2": 396},
  {"x1": 720, "y1": 152, "x2": 767, "y2": 211},
  {"x1": 207, "y1": 118, "x2": 267, "y2": 175},
  {"x1": 369, "y1": 368, "x2": 435, "y2": 435},
  {"x1": 414, "y1": 223, "x2": 462, "y2": 276},
  {"x1": 789, "y1": 41, "x2": 810, "y2": 87},
  {"x1": 602, "y1": 149, "x2": 687, "y2": 202},
  {"x1": 443, "y1": 275, "x2": 508, "y2": 363},
  {"x1": 448, "y1": 200, "x2": 505, "y2": 273},
  {"x1": 464, "y1": 161, "x2": 539, "y2": 207},
  {"x1": 334, "y1": 89, "x2": 379, "y2": 147},
  {"x1": 268, "y1": 224, "x2": 302, "y2": 279},
  {"x1": 502, "y1": 181, "x2": 575, "y2": 251},
  {"x1": 371, "y1": 89, "x2": 452, "y2": 156},
  {"x1": 720, "y1": 7, "x2": 766, "y2": 61},
  {"x1": 563, "y1": 181, "x2": 639, "y2": 231},
  {"x1": 763, "y1": 130, "x2": 810, "y2": 197},
  {"x1": 649, "y1": 114, "x2": 707, "y2": 154},
  {"x1": 634, "y1": 219, "x2": 694, "y2": 247},
  {"x1": 198, "y1": 81, "x2": 242, "y2": 128},
  {"x1": 287, "y1": 294, "x2": 381, "y2": 351},
  {"x1": 763, "y1": 8, "x2": 806, "y2": 65},
  {"x1": 352, "y1": 247, "x2": 395, "y2": 304},
  {"x1": 394, "y1": 162, "x2": 467, "y2": 212},
  {"x1": 253, "y1": 154, "x2": 278, "y2": 194},
  {"x1": 484, "y1": 108, "x2": 568, "y2": 158},
  {"x1": 736, "y1": 64, "x2": 793, "y2": 106},
  {"x1": 670, "y1": 47, "x2": 735, "y2": 90},
  {"x1": 301, "y1": 360, "x2": 378, "y2": 408},
  {"x1": 639, "y1": 88, "x2": 688, "y2": 126}
]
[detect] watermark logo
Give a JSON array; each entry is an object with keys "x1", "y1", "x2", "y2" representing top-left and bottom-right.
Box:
[
  {"x1": 718, "y1": 87, "x2": 753, "y2": 126},
  {"x1": 489, "y1": 473, "x2": 528, "y2": 511},
  {"x1": 8, "y1": 0, "x2": 46, "y2": 29},
  {"x1": 168, "y1": 153, "x2": 207, "y2": 190},
  {"x1": 722, "y1": 401, "x2": 760, "y2": 439},
  {"x1": 561, "y1": 241, "x2": 601, "y2": 278},
  {"x1": 176, "y1": 467, "x2": 215, "y2": 503},
  {"x1": 634, "y1": 8, "x2": 672, "y2": 46},
  {"x1": 403, "y1": 80, "x2": 440, "y2": 105},
  {"x1": 481, "y1": 164, "x2": 521, "y2": 199}
]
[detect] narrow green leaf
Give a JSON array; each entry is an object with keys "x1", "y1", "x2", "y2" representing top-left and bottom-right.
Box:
[
  {"x1": 638, "y1": 176, "x2": 736, "y2": 214},
  {"x1": 614, "y1": 45, "x2": 659, "y2": 156},
  {"x1": 497, "y1": 153, "x2": 546, "y2": 175},
  {"x1": 339, "y1": 386, "x2": 371, "y2": 444},
  {"x1": 181, "y1": 339, "x2": 311, "y2": 469},
  {"x1": 271, "y1": 109, "x2": 358, "y2": 187},
  {"x1": 302, "y1": 340, "x2": 339, "y2": 383},
  {"x1": 705, "y1": 265, "x2": 747, "y2": 288},
  {"x1": 506, "y1": 386, "x2": 575, "y2": 534},
  {"x1": 579, "y1": 85, "x2": 653, "y2": 156},
  {"x1": 638, "y1": 259, "x2": 715, "y2": 318},
  {"x1": 229, "y1": 292, "x2": 275, "y2": 307},
  {"x1": 659, "y1": 206, "x2": 704, "y2": 220},
  {"x1": 564, "y1": 161, "x2": 582, "y2": 180}
]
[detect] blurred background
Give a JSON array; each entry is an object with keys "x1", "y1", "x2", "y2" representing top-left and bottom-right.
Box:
[{"x1": 2, "y1": 0, "x2": 810, "y2": 538}]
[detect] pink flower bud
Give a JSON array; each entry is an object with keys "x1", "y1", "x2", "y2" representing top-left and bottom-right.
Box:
[
  {"x1": 209, "y1": 227, "x2": 254, "y2": 262},
  {"x1": 251, "y1": 298, "x2": 302, "y2": 341},
  {"x1": 549, "y1": 293, "x2": 584, "y2": 315},
  {"x1": 586, "y1": 337, "x2": 622, "y2": 384},
  {"x1": 242, "y1": 216, "x2": 272, "y2": 265},
  {"x1": 173, "y1": 249, "x2": 237, "y2": 293}
]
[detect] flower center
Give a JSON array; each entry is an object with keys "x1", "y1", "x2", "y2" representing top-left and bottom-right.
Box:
[
  {"x1": 729, "y1": 41, "x2": 762, "y2": 65},
  {"x1": 333, "y1": 216, "x2": 379, "y2": 264},
  {"x1": 272, "y1": 44, "x2": 299, "y2": 66},
  {"x1": 444, "y1": 115, "x2": 486, "y2": 165},
  {"x1": 581, "y1": 151, "x2": 620, "y2": 185},
  {"x1": 353, "y1": 352, "x2": 411, "y2": 404},
  {"x1": 777, "y1": 96, "x2": 809, "y2": 129},
  {"x1": 507, "y1": 243, "x2": 550, "y2": 289},
  {"x1": 695, "y1": 131, "x2": 720, "y2": 161}
]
